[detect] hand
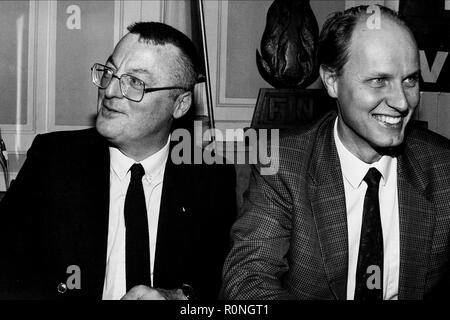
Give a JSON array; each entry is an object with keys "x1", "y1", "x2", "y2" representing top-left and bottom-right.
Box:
[{"x1": 120, "y1": 285, "x2": 188, "y2": 300}]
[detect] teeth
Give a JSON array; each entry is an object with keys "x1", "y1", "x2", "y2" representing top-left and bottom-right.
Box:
[{"x1": 374, "y1": 115, "x2": 401, "y2": 125}]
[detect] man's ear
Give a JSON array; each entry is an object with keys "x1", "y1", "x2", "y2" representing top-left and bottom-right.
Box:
[
  {"x1": 173, "y1": 91, "x2": 192, "y2": 119},
  {"x1": 319, "y1": 65, "x2": 339, "y2": 99}
]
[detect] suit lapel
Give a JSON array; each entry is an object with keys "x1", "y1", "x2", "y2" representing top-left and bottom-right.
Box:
[
  {"x1": 153, "y1": 153, "x2": 194, "y2": 288},
  {"x1": 308, "y1": 115, "x2": 348, "y2": 300},
  {"x1": 397, "y1": 142, "x2": 435, "y2": 299}
]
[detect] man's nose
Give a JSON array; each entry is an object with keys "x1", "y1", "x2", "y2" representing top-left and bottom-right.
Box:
[
  {"x1": 386, "y1": 83, "x2": 408, "y2": 112},
  {"x1": 104, "y1": 75, "x2": 123, "y2": 99}
]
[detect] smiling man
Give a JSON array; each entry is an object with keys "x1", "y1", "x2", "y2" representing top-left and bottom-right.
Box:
[
  {"x1": 0, "y1": 22, "x2": 236, "y2": 300},
  {"x1": 323, "y1": 12, "x2": 420, "y2": 164},
  {"x1": 222, "y1": 5, "x2": 450, "y2": 300}
]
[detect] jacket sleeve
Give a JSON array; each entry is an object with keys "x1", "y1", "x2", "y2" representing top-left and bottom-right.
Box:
[
  {"x1": 0, "y1": 134, "x2": 49, "y2": 299},
  {"x1": 195, "y1": 162, "x2": 237, "y2": 300},
  {"x1": 221, "y1": 163, "x2": 296, "y2": 300}
]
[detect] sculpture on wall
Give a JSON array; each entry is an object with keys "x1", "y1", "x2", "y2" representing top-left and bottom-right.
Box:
[
  {"x1": 251, "y1": 0, "x2": 336, "y2": 129},
  {"x1": 256, "y1": 0, "x2": 319, "y2": 88}
]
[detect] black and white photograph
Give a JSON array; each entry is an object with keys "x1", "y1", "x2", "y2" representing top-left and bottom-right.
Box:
[{"x1": 0, "y1": 0, "x2": 449, "y2": 312}]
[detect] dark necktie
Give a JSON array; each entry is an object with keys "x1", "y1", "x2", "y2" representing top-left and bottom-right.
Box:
[
  {"x1": 124, "y1": 163, "x2": 151, "y2": 291},
  {"x1": 354, "y1": 168, "x2": 383, "y2": 300}
]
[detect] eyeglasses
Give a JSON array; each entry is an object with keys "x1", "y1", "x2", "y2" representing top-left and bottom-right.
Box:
[{"x1": 90, "y1": 63, "x2": 188, "y2": 102}]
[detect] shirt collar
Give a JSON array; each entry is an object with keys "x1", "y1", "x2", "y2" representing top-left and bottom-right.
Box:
[
  {"x1": 110, "y1": 135, "x2": 170, "y2": 182},
  {"x1": 333, "y1": 118, "x2": 394, "y2": 189}
]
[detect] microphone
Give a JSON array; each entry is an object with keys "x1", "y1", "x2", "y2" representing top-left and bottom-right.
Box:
[{"x1": 0, "y1": 128, "x2": 10, "y2": 190}]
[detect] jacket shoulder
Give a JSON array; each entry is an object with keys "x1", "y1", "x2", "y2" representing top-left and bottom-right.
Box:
[
  {"x1": 271, "y1": 112, "x2": 336, "y2": 176},
  {"x1": 30, "y1": 128, "x2": 104, "y2": 155},
  {"x1": 406, "y1": 126, "x2": 450, "y2": 161},
  {"x1": 34, "y1": 128, "x2": 100, "y2": 145},
  {"x1": 407, "y1": 125, "x2": 450, "y2": 151},
  {"x1": 279, "y1": 111, "x2": 336, "y2": 151},
  {"x1": 404, "y1": 125, "x2": 450, "y2": 178}
]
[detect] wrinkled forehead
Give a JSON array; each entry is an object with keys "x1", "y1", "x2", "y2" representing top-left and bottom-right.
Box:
[
  {"x1": 354, "y1": 13, "x2": 416, "y2": 42},
  {"x1": 346, "y1": 16, "x2": 419, "y2": 72},
  {"x1": 109, "y1": 33, "x2": 181, "y2": 73}
]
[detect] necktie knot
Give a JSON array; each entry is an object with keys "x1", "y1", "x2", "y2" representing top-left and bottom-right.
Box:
[
  {"x1": 130, "y1": 163, "x2": 145, "y2": 181},
  {"x1": 363, "y1": 168, "x2": 382, "y2": 189}
]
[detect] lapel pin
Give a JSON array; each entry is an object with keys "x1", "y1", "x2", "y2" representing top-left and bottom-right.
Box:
[{"x1": 179, "y1": 206, "x2": 188, "y2": 214}]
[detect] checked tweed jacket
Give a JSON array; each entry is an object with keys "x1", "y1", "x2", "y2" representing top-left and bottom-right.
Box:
[{"x1": 222, "y1": 111, "x2": 450, "y2": 300}]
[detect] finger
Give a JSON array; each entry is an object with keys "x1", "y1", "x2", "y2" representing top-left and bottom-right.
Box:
[
  {"x1": 140, "y1": 290, "x2": 166, "y2": 300},
  {"x1": 173, "y1": 289, "x2": 188, "y2": 300},
  {"x1": 120, "y1": 285, "x2": 150, "y2": 300},
  {"x1": 145, "y1": 288, "x2": 186, "y2": 300}
]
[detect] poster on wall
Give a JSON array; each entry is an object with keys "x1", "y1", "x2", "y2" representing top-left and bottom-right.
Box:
[{"x1": 399, "y1": 0, "x2": 450, "y2": 92}]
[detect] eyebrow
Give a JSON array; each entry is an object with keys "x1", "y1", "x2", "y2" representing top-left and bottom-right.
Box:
[
  {"x1": 365, "y1": 70, "x2": 421, "y2": 79},
  {"x1": 365, "y1": 72, "x2": 391, "y2": 79},
  {"x1": 129, "y1": 68, "x2": 156, "y2": 84},
  {"x1": 129, "y1": 68, "x2": 151, "y2": 76},
  {"x1": 405, "y1": 70, "x2": 421, "y2": 79},
  {"x1": 104, "y1": 58, "x2": 154, "y2": 82}
]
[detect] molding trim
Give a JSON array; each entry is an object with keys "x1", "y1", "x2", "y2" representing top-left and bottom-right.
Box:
[
  {"x1": 114, "y1": 0, "x2": 124, "y2": 45},
  {"x1": 217, "y1": 1, "x2": 256, "y2": 108},
  {"x1": 198, "y1": 0, "x2": 255, "y2": 126},
  {"x1": 47, "y1": 1, "x2": 118, "y2": 133},
  {"x1": 141, "y1": 0, "x2": 165, "y2": 23},
  {"x1": 46, "y1": 0, "x2": 57, "y2": 133},
  {"x1": 1, "y1": 0, "x2": 38, "y2": 153}
]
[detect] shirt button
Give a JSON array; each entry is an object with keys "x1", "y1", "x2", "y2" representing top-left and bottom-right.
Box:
[
  {"x1": 179, "y1": 206, "x2": 190, "y2": 214},
  {"x1": 57, "y1": 283, "x2": 67, "y2": 294}
]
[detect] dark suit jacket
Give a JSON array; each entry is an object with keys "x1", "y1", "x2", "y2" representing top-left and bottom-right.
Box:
[
  {"x1": 0, "y1": 128, "x2": 236, "y2": 300},
  {"x1": 222, "y1": 112, "x2": 450, "y2": 300}
]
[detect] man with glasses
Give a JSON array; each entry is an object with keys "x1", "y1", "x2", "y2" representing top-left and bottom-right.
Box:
[{"x1": 0, "y1": 22, "x2": 236, "y2": 300}]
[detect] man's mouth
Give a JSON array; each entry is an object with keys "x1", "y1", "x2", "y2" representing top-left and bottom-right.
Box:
[
  {"x1": 102, "y1": 104, "x2": 121, "y2": 114},
  {"x1": 372, "y1": 114, "x2": 403, "y2": 127}
]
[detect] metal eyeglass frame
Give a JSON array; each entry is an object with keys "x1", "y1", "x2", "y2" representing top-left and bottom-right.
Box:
[{"x1": 91, "y1": 63, "x2": 188, "y2": 102}]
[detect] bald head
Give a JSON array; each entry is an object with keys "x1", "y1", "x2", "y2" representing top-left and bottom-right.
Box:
[
  {"x1": 346, "y1": 16, "x2": 418, "y2": 77},
  {"x1": 318, "y1": 5, "x2": 418, "y2": 76}
]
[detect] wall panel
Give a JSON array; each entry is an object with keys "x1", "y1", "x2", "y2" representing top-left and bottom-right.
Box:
[
  {"x1": 53, "y1": 1, "x2": 115, "y2": 128},
  {"x1": 208, "y1": 0, "x2": 347, "y2": 133}
]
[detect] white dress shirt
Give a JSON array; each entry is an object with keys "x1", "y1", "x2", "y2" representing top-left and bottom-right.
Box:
[
  {"x1": 333, "y1": 119, "x2": 400, "y2": 300},
  {"x1": 102, "y1": 138, "x2": 170, "y2": 300}
]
